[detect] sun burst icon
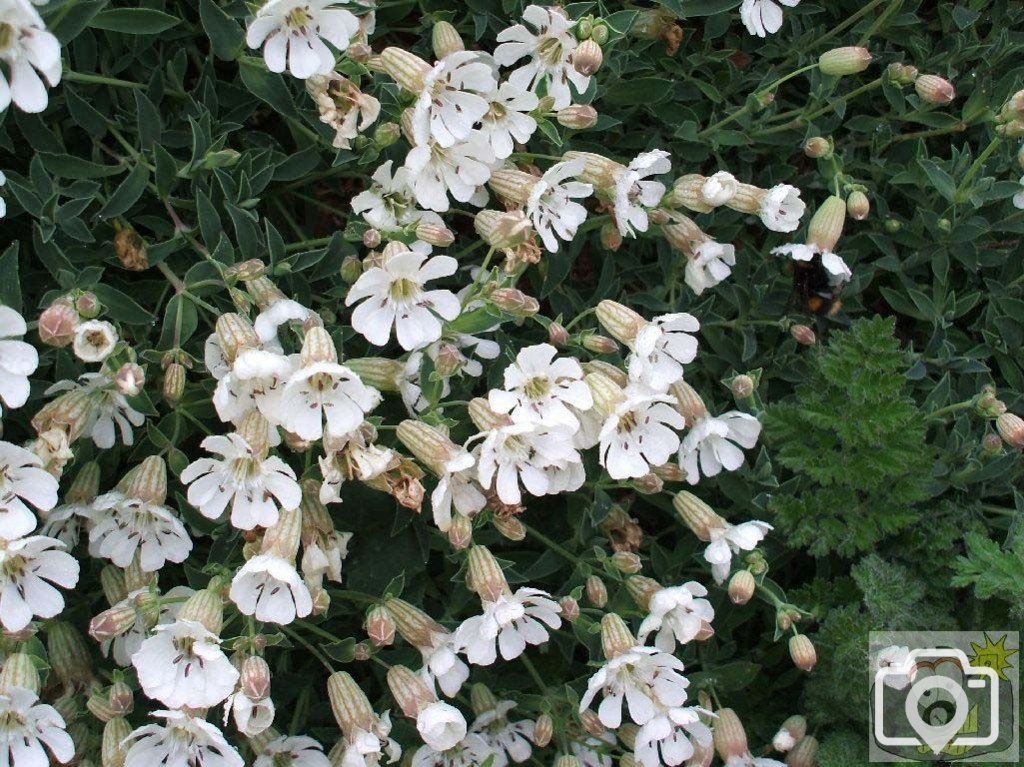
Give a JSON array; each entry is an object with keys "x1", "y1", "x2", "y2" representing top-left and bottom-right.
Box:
[{"x1": 968, "y1": 633, "x2": 1018, "y2": 682}]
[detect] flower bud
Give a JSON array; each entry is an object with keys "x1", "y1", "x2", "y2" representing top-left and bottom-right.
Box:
[
  {"x1": 490, "y1": 287, "x2": 540, "y2": 317},
  {"x1": 611, "y1": 551, "x2": 642, "y2": 574},
  {"x1": 397, "y1": 420, "x2": 459, "y2": 475},
  {"x1": 380, "y1": 47, "x2": 432, "y2": 93},
  {"x1": 802, "y1": 137, "x2": 832, "y2": 159},
  {"x1": 432, "y1": 20, "x2": 464, "y2": 60},
  {"x1": 311, "y1": 586, "x2": 330, "y2": 616},
  {"x1": 216, "y1": 313, "x2": 260, "y2": 363},
  {"x1": 387, "y1": 664, "x2": 436, "y2": 717},
  {"x1": 631, "y1": 472, "x2": 663, "y2": 495},
  {"x1": 728, "y1": 570, "x2": 756, "y2": 605},
  {"x1": 448, "y1": 512, "x2": 474, "y2": 549},
  {"x1": 366, "y1": 605, "x2": 396, "y2": 647},
  {"x1": 240, "y1": 656, "x2": 271, "y2": 701},
  {"x1": 596, "y1": 300, "x2": 644, "y2": 345},
  {"x1": 669, "y1": 380, "x2": 708, "y2": 424},
  {"x1": 666, "y1": 175, "x2": 714, "y2": 213},
  {"x1": 467, "y1": 546, "x2": 510, "y2": 602},
  {"x1": 475, "y1": 209, "x2": 532, "y2": 249},
  {"x1": 713, "y1": 709, "x2": 749, "y2": 761},
  {"x1": 586, "y1": 575, "x2": 608, "y2": 608},
  {"x1": 416, "y1": 221, "x2": 456, "y2": 247},
  {"x1": 915, "y1": 74, "x2": 956, "y2": 104},
  {"x1": 38, "y1": 298, "x2": 79, "y2": 347},
  {"x1": 87, "y1": 687, "x2": 122, "y2": 723},
  {"x1": 103, "y1": 716, "x2": 132, "y2": 767},
  {"x1": 493, "y1": 514, "x2": 527, "y2": 541},
  {"x1": 786, "y1": 736, "x2": 818, "y2": 767},
  {"x1": 488, "y1": 168, "x2": 537, "y2": 205},
  {"x1": 886, "y1": 62, "x2": 919, "y2": 86},
  {"x1": 328, "y1": 671, "x2": 377, "y2": 736},
  {"x1": 556, "y1": 105, "x2": 598, "y2": 130},
  {"x1": 772, "y1": 715, "x2": 807, "y2": 752},
  {"x1": 581, "y1": 334, "x2": 618, "y2": 355},
  {"x1": 548, "y1": 322, "x2": 569, "y2": 348},
  {"x1": 47, "y1": 621, "x2": 94, "y2": 687},
  {"x1": 790, "y1": 324, "x2": 817, "y2": 346},
  {"x1": 163, "y1": 362, "x2": 186, "y2": 406},
  {"x1": 179, "y1": 588, "x2": 225, "y2": 635},
  {"x1": 374, "y1": 121, "x2": 401, "y2": 148},
  {"x1": 626, "y1": 575, "x2": 662, "y2": 611},
  {"x1": 590, "y1": 22, "x2": 610, "y2": 46},
  {"x1": 301, "y1": 326, "x2": 339, "y2": 366},
  {"x1": 0, "y1": 652, "x2": 40, "y2": 693},
  {"x1": 789, "y1": 634, "x2": 817, "y2": 672},
  {"x1": 345, "y1": 358, "x2": 403, "y2": 392},
  {"x1": 730, "y1": 374, "x2": 755, "y2": 400},
  {"x1": 579, "y1": 709, "x2": 607, "y2": 737},
  {"x1": 360, "y1": 229, "x2": 382, "y2": 250},
  {"x1": 75, "y1": 291, "x2": 101, "y2": 319},
  {"x1": 996, "y1": 413, "x2": 1024, "y2": 449},
  {"x1": 975, "y1": 389, "x2": 1006, "y2": 418},
  {"x1": 846, "y1": 190, "x2": 870, "y2": 221},
  {"x1": 533, "y1": 714, "x2": 554, "y2": 747},
  {"x1": 573, "y1": 39, "x2": 603, "y2": 76},
  {"x1": 470, "y1": 683, "x2": 498, "y2": 716},
  {"x1": 982, "y1": 432, "x2": 1004, "y2": 456},
  {"x1": 996, "y1": 119, "x2": 1024, "y2": 138},
  {"x1": 385, "y1": 597, "x2": 446, "y2": 650},
  {"x1": 807, "y1": 195, "x2": 846, "y2": 252},
  {"x1": 558, "y1": 595, "x2": 580, "y2": 622},
  {"x1": 600, "y1": 222, "x2": 623, "y2": 250},
  {"x1": 114, "y1": 363, "x2": 145, "y2": 397},
  {"x1": 341, "y1": 255, "x2": 365, "y2": 284},
  {"x1": 818, "y1": 47, "x2": 872, "y2": 76},
  {"x1": 673, "y1": 491, "x2": 726, "y2": 542}
]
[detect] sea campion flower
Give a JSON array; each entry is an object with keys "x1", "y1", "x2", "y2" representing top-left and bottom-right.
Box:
[
  {"x1": 740, "y1": 0, "x2": 801, "y2": 38},
  {"x1": 704, "y1": 520, "x2": 773, "y2": 584},
  {"x1": 677, "y1": 411, "x2": 763, "y2": 484},
  {"x1": 470, "y1": 700, "x2": 534, "y2": 767},
  {"x1": 524, "y1": 160, "x2": 593, "y2": 251},
  {"x1": 474, "y1": 420, "x2": 583, "y2": 505},
  {"x1": 0, "y1": 686, "x2": 74, "y2": 765},
  {"x1": 488, "y1": 343, "x2": 593, "y2": 428},
  {"x1": 404, "y1": 132, "x2": 496, "y2": 212},
  {"x1": 771, "y1": 242, "x2": 852, "y2": 284},
  {"x1": 411, "y1": 733, "x2": 494, "y2": 767},
  {"x1": 0, "y1": 535, "x2": 79, "y2": 631},
  {"x1": 633, "y1": 707, "x2": 713, "y2": 767},
  {"x1": 637, "y1": 582, "x2": 715, "y2": 651},
  {"x1": 230, "y1": 553, "x2": 312, "y2": 624},
  {"x1": 124, "y1": 709, "x2": 244, "y2": 767},
  {"x1": 254, "y1": 735, "x2": 332, "y2": 767},
  {"x1": 454, "y1": 589, "x2": 562, "y2": 665},
  {"x1": 307, "y1": 73, "x2": 381, "y2": 150},
  {"x1": 613, "y1": 150, "x2": 672, "y2": 238},
  {"x1": 580, "y1": 644, "x2": 691, "y2": 728},
  {"x1": 627, "y1": 313, "x2": 700, "y2": 391},
  {"x1": 759, "y1": 183, "x2": 805, "y2": 232},
  {"x1": 685, "y1": 240, "x2": 737, "y2": 295},
  {"x1": 478, "y1": 82, "x2": 539, "y2": 159},
  {"x1": 72, "y1": 319, "x2": 118, "y2": 362},
  {"x1": 0, "y1": 305, "x2": 37, "y2": 416},
  {"x1": 0, "y1": 0, "x2": 62, "y2": 113},
  {"x1": 595, "y1": 384, "x2": 685, "y2": 481},
  {"x1": 245, "y1": 0, "x2": 361, "y2": 79},
  {"x1": 409, "y1": 50, "x2": 496, "y2": 148},
  {"x1": 133, "y1": 619, "x2": 240, "y2": 709},
  {"x1": 0, "y1": 439, "x2": 58, "y2": 537},
  {"x1": 41, "y1": 372, "x2": 146, "y2": 448},
  {"x1": 352, "y1": 160, "x2": 439, "y2": 231}
]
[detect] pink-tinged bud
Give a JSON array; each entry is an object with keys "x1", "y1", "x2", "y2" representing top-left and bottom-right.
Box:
[
  {"x1": 466, "y1": 546, "x2": 510, "y2": 602},
  {"x1": 384, "y1": 597, "x2": 446, "y2": 650},
  {"x1": 631, "y1": 472, "x2": 663, "y2": 495},
  {"x1": 586, "y1": 575, "x2": 608, "y2": 608},
  {"x1": 982, "y1": 432, "x2": 1004, "y2": 455},
  {"x1": 75, "y1": 291, "x2": 101, "y2": 319},
  {"x1": 772, "y1": 715, "x2": 807, "y2": 752},
  {"x1": 886, "y1": 62, "x2": 919, "y2": 86},
  {"x1": 818, "y1": 47, "x2": 872, "y2": 76},
  {"x1": 341, "y1": 254, "x2": 364, "y2": 284},
  {"x1": 789, "y1": 634, "x2": 817, "y2": 671},
  {"x1": 669, "y1": 380, "x2": 708, "y2": 424},
  {"x1": 626, "y1": 575, "x2": 662, "y2": 611},
  {"x1": 490, "y1": 287, "x2": 540, "y2": 317},
  {"x1": 975, "y1": 389, "x2": 1006, "y2": 417},
  {"x1": 790, "y1": 324, "x2": 817, "y2": 346},
  {"x1": 573, "y1": 39, "x2": 603, "y2": 76},
  {"x1": 731, "y1": 374, "x2": 755, "y2": 400},
  {"x1": 611, "y1": 551, "x2": 642, "y2": 574},
  {"x1": 416, "y1": 221, "x2": 456, "y2": 247},
  {"x1": 916, "y1": 74, "x2": 956, "y2": 104},
  {"x1": 114, "y1": 363, "x2": 145, "y2": 397},
  {"x1": 807, "y1": 195, "x2": 846, "y2": 252},
  {"x1": 998, "y1": 119, "x2": 1024, "y2": 138},
  {"x1": 387, "y1": 665, "x2": 436, "y2": 717},
  {"x1": 311, "y1": 586, "x2": 331, "y2": 616},
  {"x1": 786, "y1": 736, "x2": 818, "y2": 767},
  {"x1": 0, "y1": 652, "x2": 40, "y2": 693},
  {"x1": 38, "y1": 298, "x2": 79, "y2": 347},
  {"x1": 581, "y1": 334, "x2": 619, "y2": 355},
  {"x1": 996, "y1": 413, "x2": 1024, "y2": 449},
  {"x1": 600, "y1": 222, "x2": 623, "y2": 251},
  {"x1": 448, "y1": 512, "x2": 474, "y2": 550},
  {"x1": 728, "y1": 571, "x2": 756, "y2": 605},
  {"x1": 651, "y1": 462, "x2": 685, "y2": 484},
  {"x1": 328, "y1": 671, "x2": 377, "y2": 735},
  {"x1": 556, "y1": 105, "x2": 599, "y2": 130},
  {"x1": 431, "y1": 20, "x2": 464, "y2": 59},
  {"x1": 802, "y1": 137, "x2": 832, "y2": 159},
  {"x1": 713, "y1": 709, "x2": 749, "y2": 761},
  {"x1": 240, "y1": 656, "x2": 271, "y2": 701},
  {"x1": 532, "y1": 714, "x2": 554, "y2": 747},
  {"x1": 558, "y1": 596, "x2": 580, "y2": 622},
  {"x1": 579, "y1": 709, "x2": 607, "y2": 737},
  {"x1": 846, "y1": 190, "x2": 870, "y2": 221},
  {"x1": 493, "y1": 514, "x2": 527, "y2": 542},
  {"x1": 361, "y1": 229, "x2": 381, "y2": 249},
  {"x1": 367, "y1": 605, "x2": 396, "y2": 647},
  {"x1": 672, "y1": 491, "x2": 726, "y2": 542}
]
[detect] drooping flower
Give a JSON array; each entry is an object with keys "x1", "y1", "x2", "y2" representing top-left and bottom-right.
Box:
[
  {"x1": 701, "y1": 171, "x2": 738, "y2": 206},
  {"x1": 0, "y1": 305, "x2": 38, "y2": 416},
  {"x1": 224, "y1": 689, "x2": 276, "y2": 737},
  {"x1": 212, "y1": 348, "x2": 296, "y2": 426},
  {"x1": 0, "y1": 439, "x2": 58, "y2": 538},
  {"x1": 494, "y1": 5, "x2": 590, "y2": 109},
  {"x1": 411, "y1": 51, "x2": 496, "y2": 148},
  {"x1": 703, "y1": 520, "x2": 773, "y2": 584},
  {"x1": 255, "y1": 735, "x2": 332, "y2": 767},
  {"x1": 637, "y1": 582, "x2": 715, "y2": 651},
  {"x1": 346, "y1": 250, "x2": 461, "y2": 351},
  {"x1": 633, "y1": 707, "x2": 713, "y2": 767},
  {"x1": 352, "y1": 160, "x2": 438, "y2": 232},
  {"x1": 89, "y1": 491, "x2": 193, "y2": 572},
  {"x1": 245, "y1": 0, "x2": 361, "y2": 79},
  {"x1": 580, "y1": 646, "x2": 690, "y2": 729},
  {"x1": 759, "y1": 183, "x2": 805, "y2": 232},
  {"x1": 475, "y1": 421, "x2": 583, "y2": 505},
  {"x1": 0, "y1": 686, "x2": 74, "y2": 766},
  {"x1": 230, "y1": 554, "x2": 313, "y2": 625},
  {"x1": 613, "y1": 150, "x2": 672, "y2": 238},
  {"x1": 72, "y1": 319, "x2": 118, "y2": 362},
  {"x1": 421, "y1": 632, "x2": 471, "y2": 698},
  {"x1": 430, "y1": 449, "x2": 486, "y2": 533},
  {"x1": 678, "y1": 411, "x2": 763, "y2": 485},
  {"x1": 453, "y1": 588, "x2": 562, "y2": 665},
  {"x1": 133, "y1": 619, "x2": 240, "y2": 709},
  {"x1": 488, "y1": 343, "x2": 593, "y2": 428},
  {"x1": 684, "y1": 241, "x2": 736, "y2": 296},
  {"x1": 470, "y1": 700, "x2": 534, "y2": 767},
  {"x1": 307, "y1": 73, "x2": 381, "y2": 150},
  {"x1": 771, "y1": 243, "x2": 852, "y2": 285},
  {"x1": 626, "y1": 313, "x2": 700, "y2": 391},
  {"x1": 41, "y1": 372, "x2": 146, "y2": 448},
  {"x1": 524, "y1": 160, "x2": 592, "y2": 252},
  {"x1": 124, "y1": 709, "x2": 244, "y2": 767},
  {"x1": 410, "y1": 733, "x2": 494, "y2": 767},
  {"x1": 740, "y1": 0, "x2": 801, "y2": 38},
  {"x1": 404, "y1": 132, "x2": 496, "y2": 212},
  {"x1": 417, "y1": 701, "x2": 468, "y2": 752},
  {"x1": 0, "y1": 0, "x2": 62, "y2": 113},
  {"x1": 597, "y1": 385, "x2": 685, "y2": 481},
  {"x1": 0, "y1": 535, "x2": 79, "y2": 632},
  {"x1": 478, "y1": 82, "x2": 539, "y2": 159}
]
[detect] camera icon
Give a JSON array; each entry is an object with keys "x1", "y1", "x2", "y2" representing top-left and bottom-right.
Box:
[{"x1": 873, "y1": 647, "x2": 1000, "y2": 756}]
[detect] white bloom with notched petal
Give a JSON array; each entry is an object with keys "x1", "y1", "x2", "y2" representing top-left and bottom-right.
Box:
[
  {"x1": 346, "y1": 251, "x2": 461, "y2": 351},
  {"x1": 300, "y1": 528, "x2": 352, "y2": 588},
  {"x1": 771, "y1": 242, "x2": 851, "y2": 285},
  {"x1": 225, "y1": 690, "x2": 275, "y2": 736},
  {"x1": 0, "y1": 535, "x2": 78, "y2": 632},
  {"x1": 124, "y1": 709, "x2": 243, "y2": 767},
  {"x1": 412, "y1": 51, "x2": 496, "y2": 148},
  {"x1": 634, "y1": 707, "x2": 713, "y2": 767},
  {"x1": 627, "y1": 313, "x2": 699, "y2": 391},
  {"x1": 339, "y1": 710, "x2": 402, "y2": 767},
  {"x1": 255, "y1": 735, "x2": 332, "y2": 767},
  {"x1": 685, "y1": 241, "x2": 736, "y2": 296},
  {"x1": 411, "y1": 733, "x2": 493, "y2": 767},
  {"x1": 405, "y1": 132, "x2": 496, "y2": 213},
  {"x1": 352, "y1": 160, "x2": 439, "y2": 232},
  {"x1": 0, "y1": 439, "x2": 58, "y2": 537},
  {"x1": 230, "y1": 553, "x2": 313, "y2": 625},
  {"x1": 133, "y1": 619, "x2": 240, "y2": 709},
  {"x1": 0, "y1": 0, "x2": 61, "y2": 113},
  {"x1": 475, "y1": 422, "x2": 582, "y2": 505},
  {"x1": 759, "y1": 183, "x2": 805, "y2": 232},
  {"x1": 417, "y1": 702, "x2": 467, "y2": 752},
  {"x1": 571, "y1": 733, "x2": 615, "y2": 767},
  {"x1": 431, "y1": 450, "x2": 486, "y2": 532},
  {"x1": 704, "y1": 520, "x2": 772, "y2": 584},
  {"x1": 454, "y1": 588, "x2": 561, "y2": 665},
  {"x1": 245, "y1": 0, "x2": 360, "y2": 79},
  {"x1": 213, "y1": 348, "x2": 296, "y2": 426},
  {"x1": 495, "y1": 5, "x2": 589, "y2": 109},
  {"x1": 89, "y1": 492, "x2": 193, "y2": 572},
  {"x1": 281, "y1": 360, "x2": 381, "y2": 441},
  {"x1": 598, "y1": 385, "x2": 685, "y2": 481},
  {"x1": 740, "y1": 0, "x2": 800, "y2": 38},
  {"x1": 72, "y1": 319, "x2": 118, "y2": 363},
  {"x1": 579, "y1": 646, "x2": 690, "y2": 729},
  {"x1": 0, "y1": 305, "x2": 37, "y2": 416},
  {"x1": 526, "y1": 159, "x2": 592, "y2": 252},
  {"x1": 45, "y1": 373, "x2": 147, "y2": 448},
  {"x1": 701, "y1": 171, "x2": 738, "y2": 206},
  {"x1": 489, "y1": 343, "x2": 592, "y2": 428},
  {"x1": 614, "y1": 150, "x2": 671, "y2": 238},
  {"x1": 470, "y1": 701, "x2": 534, "y2": 767},
  {"x1": 479, "y1": 82, "x2": 538, "y2": 159},
  {"x1": 38, "y1": 499, "x2": 89, "y2": 549},
  {"x1": 181, "y1": 434, "x2": 301, "y2": 531},
  {"x1": 421, "y1": 632, "x2": 471, "y2": 698},
  {"x1": 0, "y1": 686, "x2": 74, "y2": 766},
  {"x1": 678, "y1": 411, "x2": 762, "y2": 485},
  {"x1": 255, "y1": 299, "x2": 313, "y2": 350},
  {"x1": 637, "y1": 583, "x2": 715, "y2": 652}
]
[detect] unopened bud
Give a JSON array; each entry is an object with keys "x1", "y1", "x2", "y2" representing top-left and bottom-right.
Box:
[
  {"x1": 886, "y1": 62, "x2": 919, "y2": 86},
  {"x1": 976, "y1": 389, "x2": 1006, "y2": 418},
  {"x1": 600, "y1": 222, "x2": 623, "y2": 251},
  {"x1": 790, "y1": 324, "x2": 816, "y2": 346},
  {"x1": 672, "y1": 491, "x2": 726, "y2": 542},
  {"x1": 432, "y1": 20, "x2": 464, "y2": 59},
  {"x1": 114, "y1": 227, "x2": 149, "y2": 271},
  {"x1": 75, "y1": 291, "x2": 101, "y2": 319},
  {"x1": 590, "y1": 22, "x2": 610, "y2": 46},
  {"x1": 996, "y1": 119, "x2": 1024, "y2": 138},
  {"x1": 573, "y1": 39, "x2": 603, "y2": 76},
  {"x1": 581, "y1": 334, "x2": 618, "y2": 355},
  {"x1": 556, "y1": 105, "x2": 598, "y2": 130},
  {"x1": 651, "y1": 462, "x2": 685, "y2": 483},
  {"x1": 586, "y1": 575, "x2": 608, "y2": 608},
  {"x1": 846, "y1": 190, "x2": 870, "y2": 221},
  {"x1": 818, "y1": 47, "x2": 872, "y2": 76},
  {"x1": 493, "y1": 514, "x2": 527, "y2": 541},
  {"x1": 982, "y1": 432, "x2": 1003, "y2": 455},
  {"x1": 915, "y1": 74, "x2": 956, "y2": 104},
  {"x1": 240, "y1": 656, "x2": 271, "y2": 700},
  {"x1": 114, "y1": 363, "x2": 145, "y2": 397},
  {"x1": 611, "y1": 551, "x2": 642, "y2": 574},
  {"x1": 802, "y1": 137, "x2": 831, "y2": 159},
  {"x1": 596, "y1": 300, "x2": 644, "y2": 345},
  {"x1": 669, "y1": 380, "x2": 708, "y2": 424},
  {"x1": 380, "y1": 47, "x2": 432, "y2": 93},
  {"x1": 374, "y1": 122, "x2": 401, "y2": 148},
  {"x1": 807, "y1": 195, "x2": 846, "y2": 252},
  {"x1": 361, "y1": 229, "x2": 381, "y2": 249},
  {"x1": 533, "y1": 714, "x2": 553, "y2": 747},
  {"x1": 786, "y1": 736, "x2": 818, "y2": 767},
  {"x1": 47, "y1": 621, "x2": 94, "y2": 687},
  {"x1": 467, "y1": 546, "x2": 510, "y2": 602},
  {"x1": 728, "y1": 570, "x2": 756, "y2": 605},
  {"x1": 0, "y1": 652, "x2": 40, "y2": 693},
  {"x1": 416, "y1": 221, "x2": 456, "y2": 247},
  {"x1": 558, "y1": 596, "x2": 580, "y2": 622},
  {"x1": 448, "y1": 512, "x2": 474, "y2": 549},
  {"x1": 328, "y1": 671, "x2": 377, "y2": 736},
  {"x1": 490, "y1": 288, "x2": 540, "y2": 316},
  {"x1": 387, "y1": 664, "x2": 436, "y2": 717},
  {"x1": 579, "y1": 709, "x2": 606, "y2": 737},
  {"x1": 159, "y1": 362, "x2": 185, "y2": 407},
  {"x1": 772, "y1": 715, "x2": 807, "y2": 752},
  {"x1": 730, "y1": 374, "x2": 755, "y2": 400},
  {"x1": 713, "y1": 709, "x2": 748, "y2": 760},
  {"x1": 470, "y1": 683, "x2": 498, "y2": 716},
  {"x1": 367, "y1": 605, "x2": 396, "y2": 647},
  {"x1": 996, "y1": 413, "x2": 1024, "y2": 449},
  {"x1": 548, "y1": 322, "x2": 569, "y2": 348},
  {"x1": 789, "y1": 634, "x2": 817, "y2": 671},
  {"x1": 38, "y1": 298, "x2": 79, "y2": 347},
  {"x1": 631, "y1": 472, "x2": 663, "y2": 495},
  {"x1": 626, "y1": 575, "x2": 662, "y2": 611}
]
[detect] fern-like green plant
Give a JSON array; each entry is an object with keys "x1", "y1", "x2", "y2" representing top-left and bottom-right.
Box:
[{"x1": 764, "y1": 317, "x2": 935, "y2": 557}]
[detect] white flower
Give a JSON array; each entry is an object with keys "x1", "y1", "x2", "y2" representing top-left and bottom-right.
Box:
[
  {"x1": 0, "y1": 171, "x2": 5, "y2": 218},
  {"x1": 0, "y1": 686, "x2": 74, "y2": 766},
  {"x1": 701, "y1": 171, "x2": 738, "y2": 206},
  {"x1": 281, "y1": 361, "x2": 381, "y2": 440},
  {"x1": 571, "y1": 733, "x2": 615, "y2": 767},
  {"x1": 300, "y1": 528, "x2": 352, "y2": 588},
  {"x1": 634, "y1": 707, "x2": 712, "y2": 767},
  {"x1": 678, "y1": 411, "x2": 762, "y2": 485},
  {"x1": 307, "y1": 73, "x2": 381, "y2": 150},
  {"x1": 412, "y1": 51, "x2": 496, "y2": 148},
  {"x1": 245, "y1": 0, "x2": 360, "y2": 79},
  {"x1": 0, "y1": 535, "x2": 78, "y2": 632},
  {"x1": 1014, "y1": 175, "x2": 1024, "y2": 209},
  {"x1": 401, "y1": 351, "x2": 450, "y2": 414},
  {"x1": 417, "y1": 702, "x2": 467, "y2": 752},
  {"x1": 489, "y1": 343, "x2": 593, "y2": 428},
  {"x1": 0, "y1": 305, "x2": 38, "y2": 416},
  {"x1": 685, "y1": 240, "x2": 736, "y2": 296},
  {"x1": 38, "y1": 499, "x2": 88, "y2": 549},
  {"x1": 475, "y1": 422, "x2": 582, "y2": 505},
  {"x1": 125, "y1": 709, "x2": 243, "y2": 767},
  {"x1": 346, "y1": 251, "x2": 461, "y2": 351},
  {"x1": 759, "y1": 183, "x2": 805, "y2": 232},
  {"x1": 133, "y1": 619, "x2": 240, "y2": 709},
  {"x1": 339, "y1": 710, "x2": 402, "y2": 767},
  {"x1": 421, "y1": 633, "x2": 471, "y2": 698},
  {"x1": 771, "y1": 242, "x2": 852, "y2": 285},
  {"x1": 626, "y1": 313, "x2": 700, "y2": 391},
  {"x1": 614, "y1": 150, "x2": 671, "y2": 238},
  {"x1": 637, "y1": 583, "x2": 715, "y2": 652},
  {"x1": 255, "y1": 735, "x2": 331, "y2": 767},
  {"x1": 255, "y1": 299, "x2": 313, "y2": 350},
  {"x1": 453, "y1": 587, "x2": 561, "y2": 665},
  {"x1": 598, "y1": 386, "x2": 685, "y2": 480},
  {"x1": 479, "y1": 82, "x2": 539, "y2": 159},
  {"x1": 526, "y1": 159, "x2": 592, "y2": 252},
  {"x1": 579, "y1": 646, "x2": 690, "y2": 728},
  {"x1": 495, "y1": 5, "x2": 590, "y2": 109},
  {"x1": 103, "y1": 585, "x2": 192, "y2": 668},
  {"x1": 72, "y1": 319, "x2": 118, "y2": 362},
  {"x1": 181, "y1": 434, "x2": 301, "y2": 531},
  {"x1": 875, "y1": 644, "x2": 916, "y2": 690},
  {"x1": 0, "y1": 0, "x2": 61, "y2": 113},
  {"x1": 411, "y1": 733, "x2": 493, "y2": 767},
  {"x1": 229, "y1": 553, "x2": 313, "y2": 625},
  {"x1": 704, "y1": 520, "x2": 772, "y2": 584},
  {"x1": 740, "y1": 0, "x2": 801, "y2": 38},
  {"x1": 352, "y1": 161, "x2": 432, "y2": 231},
  {"x1": 0, "y1": 439, "x2": 58, "y2": 537},
  {"x1": 405, "y1": 132, "x2": 496, "y2": 212},
  {"x1": 428, "y1": 332, "x2": 500, "y2": 379},
  {"x1": 430, "y1": 449, "x2": 486, "y2": 532},
  {"x1": 213, "y1": 349, "x2": 295, "y2": 426},
  {"x1": 89, "y1": 492, "x2": 193, "y2": 572},
  {"x1": 45, "y1": 373, "x2": 147, "y2": 448},
  {"x1": 470, "y1": 701, "x2": 534, "y2": 767},
  {"x1": 225, "y1": 690, "x2": 275, "y2": 736}
]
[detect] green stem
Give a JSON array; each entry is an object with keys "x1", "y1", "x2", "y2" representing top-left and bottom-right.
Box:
[
  {"x1": 805, "y1": 0, "x2": 888, "y2": 51},
  {"x1": 857, "y1": 0, "x2": 903, "y2": 46},
  {"x1": 758, "y1": 79, "x2": 883, "y2": 136},
  {"x1": 65, "y1": 70, "x2": 144, "y2": 89},
  {"x1": 953, "y1": 137, "x2": 1002, "y2": 203},
  {"x1": 927, "y1": 400, "x2": 975, "y2": 421},
  {"x1": 520, "y1": 655, "x2": 547, "y2": 694},
  {"x1": 280, "y1": 625, "x2": 335, "y2": 673},
  {"x1": 521, "y1": 522, "x2": 584, "y2": 567},
  {"x1": 698, "y1": 63, "x2": 819, "y2": 139},
  {"x1": 328, "y1": 589, "x2": 380, "y2": 605}
]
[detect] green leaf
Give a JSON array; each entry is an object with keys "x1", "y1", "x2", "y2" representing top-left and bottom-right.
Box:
[
  {"x1": 918, "y1": 158, "x2": 956, "y2": 202},
  {"x1": 0, "y1": 244, "x2": 22, "y2": 312},
  {"x1": 658, "y1": 0, "x2": 739, "y2": 17},
  {"x1": 238, "y1": 58, "x2": 298, "y2": 118},
  {"x1": 90, "y1": 8, "x2": 181, "y2": 33},
  {"x1": 153, "y1": 144, "x2": 179, "y2": 198},
  {"x1": 133, "y1": 90, "x2": 163, "y2": 150},
  {"x1": 49, "y1": 0, "x2": 108, "y2": 44},
  {"x1": 39, "y1": 153, "x2": 123, "y2": 179},
  {"x1": 200, "y1": 0, "x2": 245, "y2": 60},
  {"x1": 96, "y1": 163, "x2": 149, "y2": 221},
  {"x1": 92, "y1": 284, "x2": 156, "y2": 324}
]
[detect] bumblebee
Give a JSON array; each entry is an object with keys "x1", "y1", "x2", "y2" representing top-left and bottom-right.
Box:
[{"x1": 792, "y1": 255, "x2": 843, "y2": 316}]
